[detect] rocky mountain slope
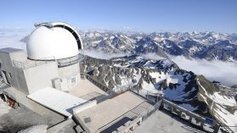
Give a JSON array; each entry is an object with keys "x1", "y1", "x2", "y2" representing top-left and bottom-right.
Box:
[
  {"x1": 80, "y1": 54, "x2": 237, "y2": 132},
  {"x1": 81, "y1": 31, "x2": 237, "y2": 62}
]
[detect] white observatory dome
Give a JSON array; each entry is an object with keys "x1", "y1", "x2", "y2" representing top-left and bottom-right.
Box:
[{"x1": 27, "y1": 22, "x2": 82, "y2": 60}]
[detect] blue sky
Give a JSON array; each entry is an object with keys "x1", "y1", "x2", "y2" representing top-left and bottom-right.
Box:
[{"x1": 0, "y1": 0, "x2": 237, "y2": 33}]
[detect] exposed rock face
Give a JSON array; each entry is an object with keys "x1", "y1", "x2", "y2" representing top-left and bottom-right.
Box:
[
  {"x1": 81, "y1": 31, "x2": 237, "y2": 62},
  {"x1": 195, "y1": 40, "x2": 237, "y2": 61},
  {"x1": 80, "y1": 54, "x2": 237, "y2": 131}
]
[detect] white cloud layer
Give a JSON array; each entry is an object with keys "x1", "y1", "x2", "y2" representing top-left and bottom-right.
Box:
[
  {"x1": 0, "y1": 28, "x2": 31, "y2": 50},
  {"x1": 140, "y1": 53, "x2": 166, "y2": 60},
  {"x1": 171, "y1": 56, "x2": 237, "y2": 86},
  {"x1": 81, "y1": 49, "x2": 129, "y2": 59}
]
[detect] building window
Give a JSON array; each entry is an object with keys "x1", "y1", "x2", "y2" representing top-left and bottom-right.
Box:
[{"x1": 71, "y1": 77, "x2": 76, "y2": 84}]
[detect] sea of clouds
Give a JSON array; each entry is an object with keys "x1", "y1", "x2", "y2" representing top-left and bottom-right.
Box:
[
  {"x1": 171, "y1": 56, "x2": 237, "y2": 86},
  {"x1": 1, "y1": 28, "x2": 236, "y2": 86},
  {"x1": 0, "y1": 28, "x2": 31, "y2": 50}
]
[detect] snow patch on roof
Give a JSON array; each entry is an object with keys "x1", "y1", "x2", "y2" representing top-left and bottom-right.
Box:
[{"x1": 28, "y1": 87, "x2": 87, "y2": 117}]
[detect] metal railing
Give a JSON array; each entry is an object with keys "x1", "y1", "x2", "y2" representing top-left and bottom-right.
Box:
[
  {"x1": 12, "y1": 54, "x2": 84, "y2": 69},
  {"x1": 96, "y1": 101, "x2": 156, "y2": 133},
  {"x1": 161, "y1": 99, "x2": 221, "y2": 133},
  {"x1": 130, "y1": 88, "x2": 163, "y2": 103},
  {"x1": 85, "y1": 74, "x2": 111, "y2": 92},
  {"x1": 57, "y1": 54, "x2": 83, "y2": 67}
]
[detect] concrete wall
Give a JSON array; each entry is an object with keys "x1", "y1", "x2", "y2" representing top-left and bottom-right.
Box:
[
  {"x1": 11, "y1": 67, "x2": 29, "y2": 94},
  {"x1": 56, "y1": 63, "x2": 80, "y2": 91},
  {"x1": 4, "y1": 86, "x2": 45, "y2": 111},
  {"x1": 0, "y1": 48, "x2": 29, "y2": 94},
  {"x1": 58, "y1": 63, "x2": 79, "y2": 77},
  {"x1": 3, "y1": 86, "x2": 65, "y2": 127},
  {"x1": 86, "y1": 74, "x2": 110, "y2": 92},
  {"x1": 9, "y1": 49, "x2": 27, "y2": 62},
  {"x1": 24, "y1": 62, "x2": 59, "y2": 94},
  {"x1": 0, "y1": 48, "x2": 60, "y2": 95},
  {"x1": 72, "y1": 100, "x2": 97, "y2": 114}
]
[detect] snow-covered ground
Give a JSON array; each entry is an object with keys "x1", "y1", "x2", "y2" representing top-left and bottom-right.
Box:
[
  {"x1": 213, "y1": 104, "x2": 237, "y2": 132},
  {"x1": 141, "y1": 80, "x2": 158, "y2": 93},
  {"x1": 0, "y1": 99, "x2": 11, "y2": 130},
  {"x1": 0, "y1": 99, "x2": 10, "y2": 117},
  {"x1": 81, "y1": 49, "x2": 129, "y2": 59},
  {"x1": 197, "y1": 79, "x2": 237, "y2": 132}
]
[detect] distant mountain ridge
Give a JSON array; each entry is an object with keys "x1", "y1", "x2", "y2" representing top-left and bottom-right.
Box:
[
  {"x1": 80, "y1": 30, "x2": 237, "y2": 132},
  {"x1": 81, "y1": 31, "x2": 237, "y2": 62}
]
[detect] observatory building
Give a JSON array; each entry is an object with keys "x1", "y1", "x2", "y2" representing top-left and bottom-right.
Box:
[
  {"x1": 27, "y1": 22, "x2": 83, "y2": 92},
  {"x1": 0, "y1": 22, "x2": 87, "y2": 117},
  {"x1": 0, "y1": 22, "x2": 159, "y2": 133},
  {"x1": 1, "y1": 22, "x2": 83, "y2": 93}
]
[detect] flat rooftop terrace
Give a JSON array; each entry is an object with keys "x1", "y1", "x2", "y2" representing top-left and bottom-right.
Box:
[
  {"x1": 134, "y1": 110, "x2": 205, "y2": 133},
  {"x1": 75, "y1": 91, "x2": 155, "y2": 133},
  {"x1": 69, "y1": 79, "x2": 107, "y2": 100}
]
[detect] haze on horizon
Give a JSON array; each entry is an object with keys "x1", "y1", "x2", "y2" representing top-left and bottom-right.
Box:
[{"x1": 0, "y1": 0, "x2": 237, "y2": 33}]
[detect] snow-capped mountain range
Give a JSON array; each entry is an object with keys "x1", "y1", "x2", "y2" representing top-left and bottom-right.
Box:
[
  {"x1": 81, "y1": 54, "x2": 237, "y2": 132},
  {"x1": 80, "y1": 31, "x2": 237, "y2": 132},
  {"x1": 81, "y1": 31, "x2": 237, "y2": 62}
]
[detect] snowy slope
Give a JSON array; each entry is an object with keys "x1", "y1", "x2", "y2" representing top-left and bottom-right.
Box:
[{"x1": 81, "y1": 54, "x2": 237, "y2": 132}]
